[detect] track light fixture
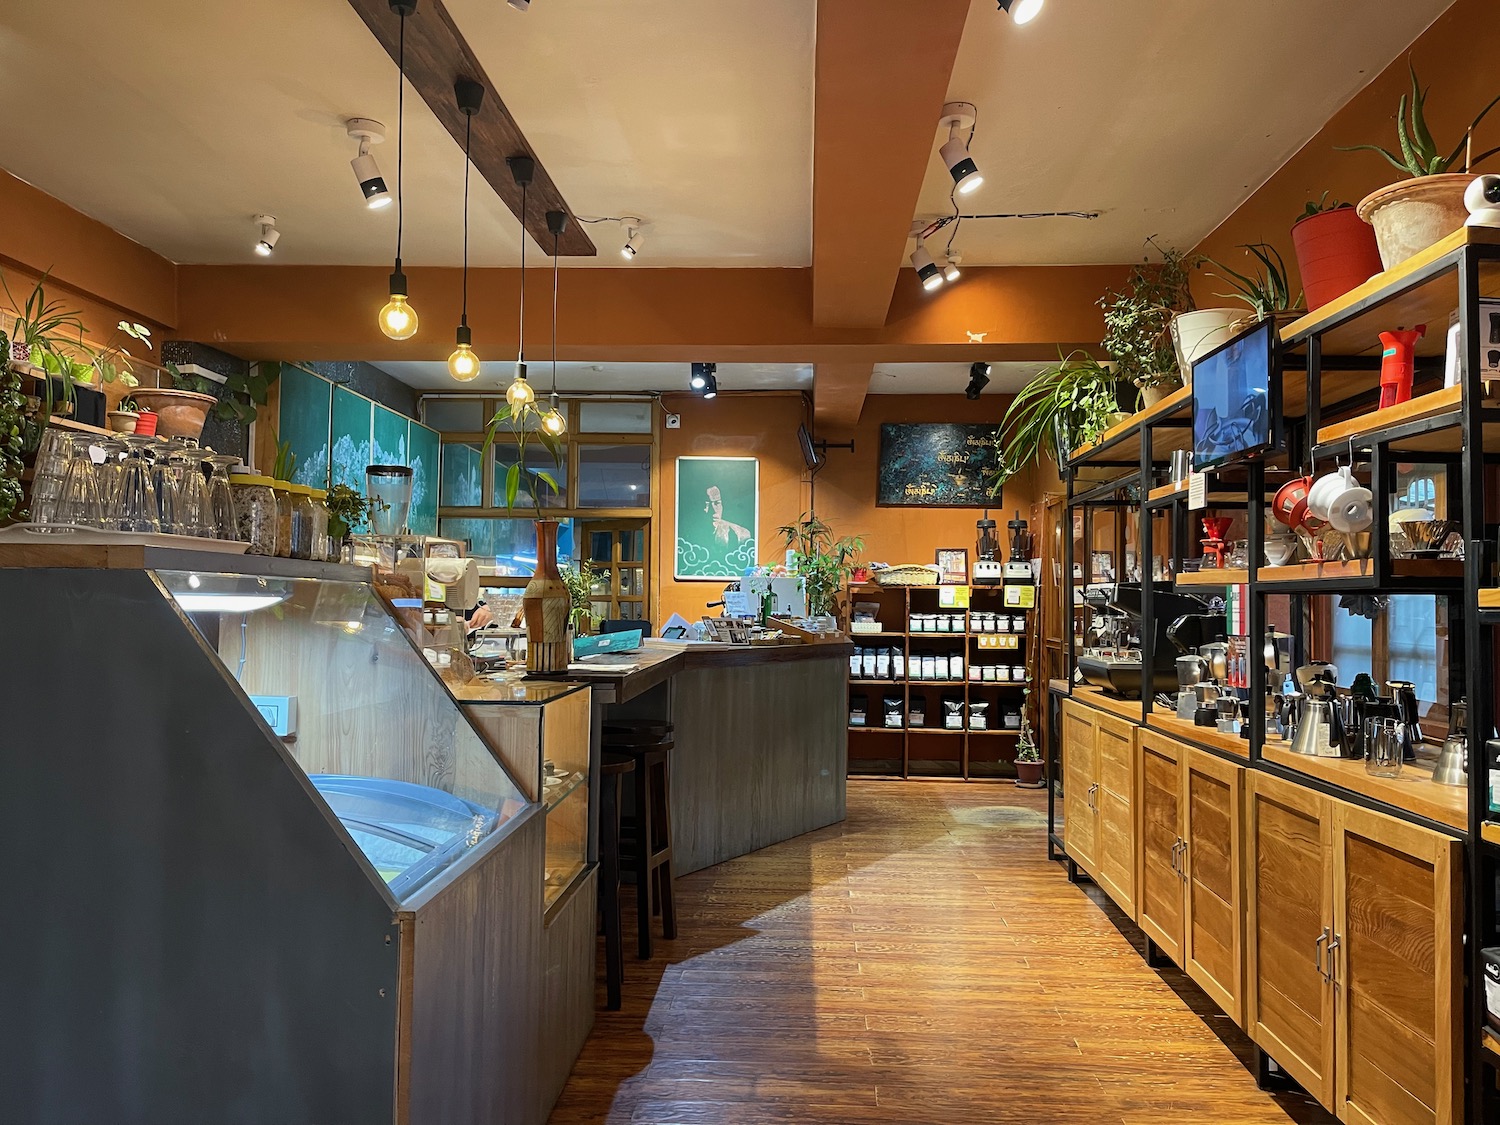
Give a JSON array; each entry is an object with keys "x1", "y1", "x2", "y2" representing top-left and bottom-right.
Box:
[
  {"x1": 621, "y1": 221, "x2": 642, "y2": 259},
  {"x1": 506, "y1": 155, "x2": 536, "y2": 410},
  {"x1": 253, "y1": 214, "x2": 279, "y2": 257},
  {"x1": 911, "y1": 240, "x2": 944, "y2": 292},
  {"x1": 998, "y1": 0, "x2": 1044, "y2": 24},
  {"x1": 507, "y1": 0, "x2": 530, "y2": 9},
  {"x1": 541, "y1": 208, "x2": 568, "y2": 437},
  {"x1": 938, "y1": 102, "x2": 983, "y2": 196},
  {"x1": 379, "y1": 0, "x2": 419, "y2": 341},
  {"x1": 690, "y1": 362, "x2": 716, "y2": 391},
  {"x1": 346, "y1": 119, "x2": 392, "y2": 210},
  {"x1": 966, "y1": 361, "x2": 991, "y2": 400},
  {"x1": 944, "y1": 252, "x2": 962, "y2": 283},
  {"x1": 448, "y1": 79, "x2": 483, "y2": 383},
  {"x1": 701, "y1": 373, "x2": 719, "y2": 400}
]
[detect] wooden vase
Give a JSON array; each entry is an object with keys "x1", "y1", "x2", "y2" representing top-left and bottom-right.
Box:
[{"x1": 524, "y1": 518, "x2": 572, "y2": 673}]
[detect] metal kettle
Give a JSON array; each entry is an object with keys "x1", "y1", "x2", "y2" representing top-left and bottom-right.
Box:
[
  {"x1": 1432, "y1": 700, "x2": 1468, "y2": 788},
  {"x1": 1386, "y1": 680, "x2": 1423, "y2": 761},
  {"x1": 1290, "y1": 694, "x2": 1340, "y2": 757}
]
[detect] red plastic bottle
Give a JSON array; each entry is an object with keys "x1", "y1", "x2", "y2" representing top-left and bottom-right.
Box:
[{"x1": 1378, "y1": 325, "x2": 1426, "y2": 408}]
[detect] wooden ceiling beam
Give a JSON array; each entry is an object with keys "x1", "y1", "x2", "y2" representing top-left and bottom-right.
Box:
[{"x1": 347, "y1": 0, "x2": 596, "y2": 256}]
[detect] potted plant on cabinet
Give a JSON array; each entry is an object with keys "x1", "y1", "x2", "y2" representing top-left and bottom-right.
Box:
[
  {"x1": 0, "y1": 331, "x2": 26, "y2": 525},
  {"x1": 131, "y1": 361, "x2": 218, "y2": 441},
  {"x1": 1205, "y1": 242, "x2": 1305, "y2": 330},
  {"x1": 485, "y1": 398, "x2": 569, "y2": 673},
  {"x1": 993, "y1": 348, "x2": 1121, "y2": 485},
  {"x1": 777, "y1": 513, "x2": 866, "y2": 622},
  {"x1": 107, "y1": 398, "x2": 140, "y2": 434},
  {"x1": 325, "y1": 483, "x2": 372, "y2": 547},
  {"x1": 1340, "y1": 63, "x2": 1500, "y2": 269},
  {"x1": 1290, "y1": 193, "x2": 1384, "y2": 312},
  {"x1": 1099, "y1": 242, "x2": 1214, "y2": 405}
]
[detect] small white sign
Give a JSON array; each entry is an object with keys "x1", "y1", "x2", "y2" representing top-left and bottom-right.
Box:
[{"x1": 1187, "y1": 471, "x2": 1207, "y2": 510}]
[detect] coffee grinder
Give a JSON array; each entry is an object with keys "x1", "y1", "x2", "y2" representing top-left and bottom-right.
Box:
[
  {"x1": 973, "y1": 510, "x2": 1004, "y2": 585},
  {"x1": 1004, "y1": 510, "x2": 1033, "y2": 582}
]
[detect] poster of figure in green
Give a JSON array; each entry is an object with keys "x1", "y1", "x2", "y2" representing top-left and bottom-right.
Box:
[{"x1": 675, "y1": 456, "x2": 758, "y2": 580}]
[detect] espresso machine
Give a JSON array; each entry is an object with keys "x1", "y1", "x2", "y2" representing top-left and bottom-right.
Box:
[{"x1": 973, "y1": 511, "x2": 1004, "y2": 585}]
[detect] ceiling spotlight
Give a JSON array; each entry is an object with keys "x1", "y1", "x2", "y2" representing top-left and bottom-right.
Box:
[
  {"x1": 690, "y1": 361, "x2": 716, "y2": 391},
  {"x1": 966, "y1": 361, "x2": 991, "y2": 400},
  {"x1": 346, "y1": 118, "x2": 392, "y2": 210},
  {"x1": 252, "y1": 214, "x2": 279, "y2": 257},
  {"x1": 998, "y1": 0, "x2": 1044, "y2": 24},
  {"x1": 911, "y1": 240, "x2": 944, "y2": 291},
  {"x1": 621, "y1": 221, "x2": 642, "y2": 260},
  {"x1": 701, "y1": 373, "x2": 718, "y2": 400},
  {"x1": 507, "y1": 0, "x2": 530, "y2": 8},
  {"x1": 944, "y1": 252, "x2": 962, "y2": 283},
  {"x1": 938, "y1": 102, "x2": 983, "y2": 196}
]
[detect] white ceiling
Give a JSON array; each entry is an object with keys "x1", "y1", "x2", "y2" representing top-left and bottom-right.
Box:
[
  {"x1": 0, "y1": 0, "x2": 813, "y2": 267},
  {"x1": 376, "y1": 359, "x2": 814, "y2": 393},
  {"x1": 914, "y1": 0, "x2": 1455, "y2": 266}
]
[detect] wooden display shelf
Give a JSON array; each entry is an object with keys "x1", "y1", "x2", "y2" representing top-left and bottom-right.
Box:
[
  {"x1": 1256, "y1": 558, "x2": 1463, "y2": 585},
  {"x1": 1068, "y1": 684, "x2": 1152, "y2": 723},
  {"x1": 1145, "y1": 712, "x2": 1251, "y2": 760},
  {"x1": 1315, "y1": 385, "x2": 1462, "y2": 448},
  {"x1": 1478, "y1": 588, "x2": 1500, "y2": 611},
  {"x1": 849, "y1": 679, "x2": 901, "y2": 686},
  {"x1": 907, "y1": 727, "x2": 965, "y2": 736},
  {"x1": 1281, "y1": 226, "x2": 1500, "y2": 357},
  {"x1": 848, "y1": 725, "x2": 902, "y2": 733},
  {"x1": 1071, "y1": 385, "x2": 1193, "y2": 462},
  {"x1": 1176, "y1": 568, "x2": 1251, "y2": 587},
  {"x1": 1144, "y1": 479, "x2": 1248, "y2": 505},
  {"x1": 1261, "y1": 742, "x2": 1465, "y2": 832},
  {"x1": 1481, "y1": 821, "x2": 1500, "y2": 847},
  {"x1": 849, "y1": 630, "x2": 906, "y2": 638},
  {"x1": 1483, "y1": 1029, "x2": 1500, "y2": 1066}
]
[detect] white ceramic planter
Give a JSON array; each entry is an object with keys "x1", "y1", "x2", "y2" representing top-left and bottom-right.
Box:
[
  {"x1": 1170, "y1": 309, "x2": 1242, "y2": 387},
  {"x1": 1357, "y1": 173, "x2": 1471, "y2": 270}
]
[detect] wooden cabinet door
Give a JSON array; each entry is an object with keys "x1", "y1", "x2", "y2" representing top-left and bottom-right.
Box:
[
  {"x1": 1092, "y1": 712, "x2": 1137, "y2": 919},
  {"x1": 1245, "y1": 771, "x2": 1335, "y2": 1110},
  {"x1": 1182, "y1": 748, "x2": 1244, "y2": 1025},
  {"x1": 1135, "y1": 730, "x2": 1184, "y2": 964},
  {"x1": 1331, "y1": 804, "x2": 1462, "y2": 1125},
  {"x1": 1061, "y1": 701, "x2": 1097, "y2": 874}
]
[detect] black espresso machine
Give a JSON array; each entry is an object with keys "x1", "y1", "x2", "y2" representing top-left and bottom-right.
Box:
[{"x1": 1076, "y1": 585, "x2": 1214, "y2": 699}]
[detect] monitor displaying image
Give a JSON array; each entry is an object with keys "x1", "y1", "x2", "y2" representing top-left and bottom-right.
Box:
[{"x1": 1192, "y1": 318, "x2": 1276, "y2": 471}]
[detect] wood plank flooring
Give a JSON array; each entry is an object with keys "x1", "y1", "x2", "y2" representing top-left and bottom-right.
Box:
[{"x1": 549, "y1": 781, "x2": 1335, "y2": 1125}]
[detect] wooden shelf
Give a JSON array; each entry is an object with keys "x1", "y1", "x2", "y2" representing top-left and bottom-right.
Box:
[
  {"x1": 1482, "y1": 1029, "x2": 1500, "y2": 1066},
  {"x1": 967, "y1": 728, "x2": 1021, "y2": 735},
  {"x1": 849, "y1": 679, "x2": 901, "y2": 686},
  {"x1": 1479, "y1": 588, "x2": 1500, "y2": 610},
  {"x1": 1481, "y1": 821, "x2": 1500, "y2": 846},
  {"x1": 1261, "y1": 742, "x2": 1465, "y2": 831},
  {"x1": 1282, "y1": 226, "x2": 1500, "y2": 357},
  {"x1": 1315, "y1": 385, "x2": 1462, "y2": 448},
  {"x1": 907, "y1": 727, "x2": 965, "y2": 736},
  {"x1": 1256, "y1": 558, "x2": 1462, "y2": 585},
  {"x1": 908, "y1": 680, "x2": 969, "y2": 687},
  {"x1": 1145, "y1": 713, "x2": 1250, "y2": 759},
  {"x1": 849, "y1": 631, "x2": 905, "y2": 638},
  {"x1": 848, "y1": 726, "x2": 903, "y2": 733},
  {"x1": 1176, "y1": 568, "x2": 1251, "y2": 587},
  {"x1": 1067, "y1": 685, "x2": 1152, "y2": 723}
]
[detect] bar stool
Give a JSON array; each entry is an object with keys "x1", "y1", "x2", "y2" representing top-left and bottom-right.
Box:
[
  {"x1": 602, "y1": 721, "x2": 678, "y2": 959},
  {"x1": 598, "y1": 754, "x2": 634, "y2": 1010}
]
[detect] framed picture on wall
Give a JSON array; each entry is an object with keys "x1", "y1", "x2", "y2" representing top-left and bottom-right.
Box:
[
  {"x1": 876, "y1": 423, "x2": 1003, "y2": 507},
  {"x1": 935, "y1": 548, "x2": 969, "y2": 585},
  {"x1": 675, "y1": 456, "x2": 758, "y2": 580}
]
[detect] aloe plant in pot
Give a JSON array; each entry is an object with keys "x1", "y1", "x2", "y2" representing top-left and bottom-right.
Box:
[{"x1": 1339, "y1": 62, "x2": 1500, "y2": 268}]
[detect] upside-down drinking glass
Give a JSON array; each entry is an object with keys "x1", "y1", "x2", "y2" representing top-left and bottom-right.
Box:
[{"x1": 113, "y1": 435, "x2": 160, "y2": 534}]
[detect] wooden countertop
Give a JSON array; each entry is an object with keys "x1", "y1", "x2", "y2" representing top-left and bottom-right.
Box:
[
  {"x1": 1262, "y1": 742, "x2": 1465, "y2": 832},
  {"x1": 450, "y1": 678, "x2": 592, "y2": 706},
  {"x1": 1062, "y1": 683, "x2": 1252, "y2": 761}
]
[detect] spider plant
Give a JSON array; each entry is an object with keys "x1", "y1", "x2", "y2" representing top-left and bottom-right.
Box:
[
  {"x1": 1205, "y1": 243, "x2": 1303, "y2": 320},
  {"x1": 1337, "y1": 62, "x2": 1500, "y2": 176},
  {"x1": 991, "y1": 349, "x2": 1120, "y2": 488},
  {"x1": 1, "y1": 271, "x2": 93, "y2": 417}
]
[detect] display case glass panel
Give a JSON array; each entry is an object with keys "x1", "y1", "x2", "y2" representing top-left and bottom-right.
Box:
[{"x1": 156, "y1": 570, "x2": 529, "y2": 904}]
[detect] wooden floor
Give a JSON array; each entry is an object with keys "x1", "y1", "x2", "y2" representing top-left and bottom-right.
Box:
[{"x1": 549, "y1": 780, "x2": 1334, "y2": 1125}]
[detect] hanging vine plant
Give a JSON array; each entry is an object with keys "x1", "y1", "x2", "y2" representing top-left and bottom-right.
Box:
[{"x1": 0, "y1": 330, "x2": 26, "y2": 523}]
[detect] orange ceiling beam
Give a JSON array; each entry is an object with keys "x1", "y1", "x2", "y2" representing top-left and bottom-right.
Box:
[{"x1": 174, "y1": 261, "x2": 1120, "y2": 365}]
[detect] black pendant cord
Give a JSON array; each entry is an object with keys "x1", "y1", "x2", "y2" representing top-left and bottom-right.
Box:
[
  {"x1": 551, "y1": 229, "x2": 559, "y2": 392},
  {"x1": 518, "y1": 181, "x2": 527, "y2": 363},
  {"x1": 460, "y1": 111, "x2": 470, "y2": 327},
  {"x1": 395, "y1": 9, "x2": 405, "y2": 272}
]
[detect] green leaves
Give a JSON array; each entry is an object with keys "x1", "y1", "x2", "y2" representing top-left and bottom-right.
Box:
[
  {"x1": 1339, "y1": 62, "x2": 1500, "y2": 177},
  {"x1": 0, "y1": 329, "x2": 24, "y2": 524},
  {"x1": 485, "y1": 400, "x2": 562, "y2": 513},
  {"x1": 996, "y1": 347, "x2": 1121, "y2": 481},
  {"x1": 1206, "y1": 243, "x2": 1299, "y2": 319}
]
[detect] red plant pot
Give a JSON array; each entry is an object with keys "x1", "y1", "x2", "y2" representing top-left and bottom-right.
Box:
[
  {"x1": 135, "y1": 410, "x2": 159, "y2": 437},
  {"x1": 1291, "y1": 207, "x2": 1384, "y2": 313},
  {"x1": 851, "y1": 567, "x2": 871, "y2": 584}
]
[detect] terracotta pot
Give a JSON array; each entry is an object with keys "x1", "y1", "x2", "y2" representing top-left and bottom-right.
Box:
[
  {"x1": 524, "y1": 519, "x2": 573, "y2": 674},
  {"x1": 1357, "y1": 173, "x2": 1472, "y2": 270},
  {"x1": 106, "y1": 410, "x2": 139, "y2": 434},
  {"x1": 1138, "y1": 382, "x2": 1177, "y2": 408},
  {"x1": 1014, "y1": 759, "x2": 1044, "y2": 786},
  {"x1": 130, "y1": 388, "x2": 216, "y2": 440},
  {"x1": 135, "y1": 410, "x2": 159, "y2": 438},
  {"x1": 1291, "y1": 205, "x2": 1383, "y2": 312}
]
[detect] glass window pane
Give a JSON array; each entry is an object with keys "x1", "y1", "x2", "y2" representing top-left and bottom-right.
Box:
[
  {"x1": 439, "y1": 517, "x2": 575, "y2": 576},
  {"x1": 441, "y1": 442, "x2": 484, "y2": 507},
  {"x1": 578, "y1": 445, "x2": 650, "y2": 507},
  {"x1": 621, "y1": 529, "x2": 644, "y2": 562},
  {"x1": 579, "y1": 401, "x2": 652, "y2": 433},
  {"x1": 423, "y1": 398, "x2": 487, "y2": 432},
  {"x1": 618, "y1": 602, "x2": 644, "y2": 620},
  {"x1": 154, "y1": 572, "x2": 528, "y2": 905},
  {"x1": 492, "y1": 443, "x2": 566, "y2": 509},
  {"x1": 589, "y1": 532, "x2": 612, "y2": 562},
  {"x1": 619, "y1": 569, "x2": 643, "y2": 597},
  {"x1": 589, "y1": 599, "x2": 611, "y2": 620}
]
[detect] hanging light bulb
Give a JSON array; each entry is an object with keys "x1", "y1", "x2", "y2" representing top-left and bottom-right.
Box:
[
  {"x1": 378, "y1": 0, "x2": 419, "y2": 340},
  {"x1": 506, "y1": 155, "x2": 536, "y2": 414},
  {"x1": 507, "y1": 360, "x2": 535, "y2": 408},
  {"x1": 541, "y1": 208, "x2": 569, "y2": 437},
  {"x1": 449, "y1": 78, "x2": 484, "y2": 381},
  {"x1": 541, "y1": 393, "x2": 566, "y2": 436}
]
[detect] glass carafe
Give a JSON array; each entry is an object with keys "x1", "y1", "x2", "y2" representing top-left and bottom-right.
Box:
[
  {"x1": 204, "y1": 450, "x2": 239, "y2": 541},
  {"x1": 114, "y1": 435, "x2": 160, "y2": 533}
]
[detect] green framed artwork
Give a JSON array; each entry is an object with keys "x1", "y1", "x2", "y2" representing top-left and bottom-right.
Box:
[
  {"x1": 674, "y1": 456, "x2": 758, "y2": 580},
  {"x1": 372, "y1": 403, "x2": 409, "y2": 469},
  {"x1": 277, "y1": 364, "x2": 332, "y2": 490},
  {"x1": 330, "y1": 385, "x2": 373, "y2": 535},
  {"x1": 407, "y1": 421, "x2": 440, "y2": 536}
]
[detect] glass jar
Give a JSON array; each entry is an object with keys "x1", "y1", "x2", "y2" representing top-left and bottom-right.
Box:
[
  {"x1": 307, "y1": 488, "x2": 331, "y2": 561},
  {"x1": 1366, "y1": 717, "x2": 1404, "y2": 778},
  {"x1": 230, "y1": 474, "x2": 278, "y2": 555},
  {"x1": 286, "y1": 484, "x2": 316, "y2": 561}
]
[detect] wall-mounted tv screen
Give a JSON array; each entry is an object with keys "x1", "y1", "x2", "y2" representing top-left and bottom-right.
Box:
[{"x1": 1192, "y1": 318, "x2": 1277, "y2": 472}]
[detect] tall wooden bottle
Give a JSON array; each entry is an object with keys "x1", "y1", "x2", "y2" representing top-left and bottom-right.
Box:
[{"x1": 525, "y1": 518, "x2": 571, "y2": 673}]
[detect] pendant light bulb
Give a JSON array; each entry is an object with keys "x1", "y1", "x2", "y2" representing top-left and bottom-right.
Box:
[
  {"x1": 379, "y1": 267, "x2": 418, "y2": 340},
  {"x1": 507, "y1": 361, "x2": 535, "y2": 409},
  {"x1": 541, "y1": 394, "x2": 567, "y2": 436},
  {"x1": 448, "y1": 323, "x2": 479, "y2": 382}
]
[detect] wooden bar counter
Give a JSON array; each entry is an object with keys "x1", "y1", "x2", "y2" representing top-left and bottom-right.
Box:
[{"x1": 562, "y1": 637, "x2": 852, "y2": 875}]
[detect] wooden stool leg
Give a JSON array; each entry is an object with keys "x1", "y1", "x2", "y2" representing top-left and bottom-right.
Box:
[
  {"x1": 653, "y1": 755, "x2": 677, "y2": 940},
  {"x1": 633, "y1": 761, "x2": 654, "y2": 960}
]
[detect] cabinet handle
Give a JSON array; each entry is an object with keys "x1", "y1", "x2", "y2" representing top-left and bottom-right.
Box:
[
  {"x1": 1327, "y1": 932, "x2": 1341, "y2": 985},
  {"x1": 1315, "y1": 928, "x2": 1329, "y2": 980},
  {"x1": 1169, "y1": 840, "x2": 1179, "y2": 876},
  {"x1": 1177, "y1": 839, "x2": 1188, "y2": 882}
]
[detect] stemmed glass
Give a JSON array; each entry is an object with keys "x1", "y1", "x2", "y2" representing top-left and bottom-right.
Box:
[{"x1": 114, "y1": 434, "x2": 160, "y2": 533}]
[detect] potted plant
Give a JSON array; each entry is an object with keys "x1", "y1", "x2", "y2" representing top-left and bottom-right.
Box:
[
  {"x1": 994, "y1": 348, "x2": 1120, "y2": 482},
  {"x1": 107, "y1": 398, "x2": 141, "y2": 434},
  {"x1": 484, "y1": 397, "x2": 568, "y2": 673},
  {"x1": 1014, "y1": 690, "x2": 1044, "y2": 787},
  {"x1": 325, "y1": 482, "x2": 371, "y2": 545},
  {"x1": 560, "y1": 560, "x2": 599, "y2": 636},
  {"x1": 1099, "y1": 242, "x2": 1213, "y2": 405},
  {"x1": 1340, "y1": 63, "x2": 1500, "y2": 269},
  {"x1": 131, "y1": 361, "x2": 218, "y2": 441},
  {"x1": 1290, "y1": 192, "x2": 1384, "y2": 312},
  {"x1": 1, "y1": 271, "x2": 93, "y2": 418},
  {"x1": 1205, "y1": 242, "x2": 1305, "y2": 330},
  {"x1": 0, "y1": 330, "x2": 25, "y2": 525},
  {"x1": 777, "y1": 513, "x2": 866, "y2": 621}
]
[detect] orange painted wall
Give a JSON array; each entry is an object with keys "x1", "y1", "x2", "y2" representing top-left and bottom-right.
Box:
[
  {"x1": 653, "y1": 391, "x2": 1045, "y2": 626},
  {"x1": 1192, "y1": 0, "x2": 1498, "y2": 299}
]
